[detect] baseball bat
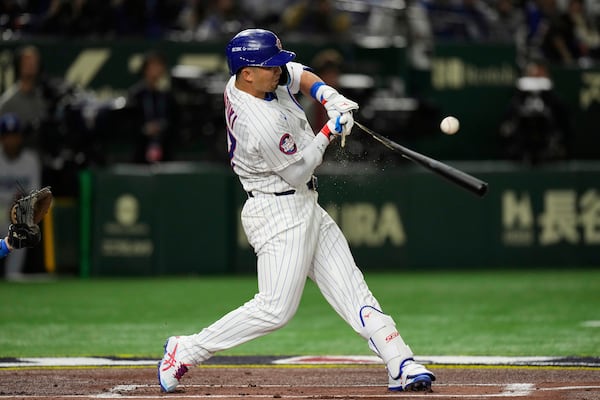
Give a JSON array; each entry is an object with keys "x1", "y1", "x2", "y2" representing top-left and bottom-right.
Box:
[{"x1": 354, "y1": 121, "x2": 488, "y2": 197}]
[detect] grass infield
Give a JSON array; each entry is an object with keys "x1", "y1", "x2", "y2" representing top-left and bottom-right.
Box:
[{"x1": 0, "y1": 269, "x2": 598, "y2": 358}]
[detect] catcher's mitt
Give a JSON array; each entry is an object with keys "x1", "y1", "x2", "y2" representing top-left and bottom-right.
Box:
[
  {"x1": 10, "y1": 186, "x2": 53, "y2": 226},
  {"x1": 7, "y1": 223, "x2": 41, "y2": 249}
]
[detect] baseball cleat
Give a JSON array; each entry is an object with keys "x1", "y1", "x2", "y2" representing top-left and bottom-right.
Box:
[
  {"x1": 158, "y1": 336, "x2": 192, "y2": 392},
  {"x1": 388, "y1": 358, "x2": 435, "y2": 392}
]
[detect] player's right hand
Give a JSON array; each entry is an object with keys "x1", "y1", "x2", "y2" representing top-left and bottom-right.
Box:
[
  {"x1": 322, "y1": 113, "x2": 354, "y2": 139},
  {"x1": 7, "y1": 223, "x2": 41, "y2": 249}
]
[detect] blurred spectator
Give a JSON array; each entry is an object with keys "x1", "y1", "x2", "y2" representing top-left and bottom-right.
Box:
[
  {"x1": 54, "y1": 0, "x2": 182, "y2": 38},
  {"x1": 537, "y1": 0, "x2": 580, "y2": 64},
  {"x1": 524, "y1": 0, "x2": 563, "y2": 59},
  {"x1": 0, "y1": 113, "x2": 41, "y2": 280},
  {"x1": 407, "y1": 0, "x2": 435, "y2": 69},
  {"x1": 363, "y1": 0, "x2": 406, "y2": 37},
  {"x1": 563, "y1": 0, "x2": 600, "y2": 63},
  {"x1": 0, "y1": 0, "x2": 183, "y2": 38},
  {"x1": 176, "y1": 0, "x2": 252, "y2": 40},
  {"x1": 533, "y1": 0, "x2": 600, "y2": 66},
  {"x1": 0, "y1": 45, "x2": 83, "y2": 197},
  {"x1": 240, "y1": 0, "x2": 290, "y2": 29},
  {"x1": 125, "y1": 50, "x2": 180, "y2": 164},
  {"x1": 142, "y1": 0, "x2": 183, "y2": 38},
  {"x1": 281, "y1": 0, "x2": 352, "y2": 37},
  {"x1": 498, "y1": 59, "x2": 571, "y2": 163},
  {"x1": 489, "y1": 0, "x2": 527, "y2": 44},
  {"x1": 0, "y1": 0, "x2": 28, "y2": 35},
  {"x1": 111, "y1": 0, "x2": 147, "y2": 36},
  {"x1": 176, "y1": 0, "x2": 206, "y2": 34},
  {"x1": 585, "y1": 0, "x2": 600, "y2": 19},
  {"x1": 420, "y1": 0, "x2": 498, "y2": 41},
  {"x1": 36, "y1": 0, "x2": 115, "y2": 37},
  {"x1": 0, "y1": 45, "x2": 48, "y2": 152}
]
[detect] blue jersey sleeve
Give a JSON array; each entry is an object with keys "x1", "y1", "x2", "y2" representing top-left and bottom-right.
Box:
[{"x1": 0, "y1": 239, "x2": 11, "y2": 258}]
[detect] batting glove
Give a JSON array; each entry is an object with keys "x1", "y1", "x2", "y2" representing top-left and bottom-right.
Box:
[
  {"x1": 320, "y1": 114, "x2": 354, "y2": 140},
  {"x1": 311, "y1": 83, "x2": 359, "y2": 119}
]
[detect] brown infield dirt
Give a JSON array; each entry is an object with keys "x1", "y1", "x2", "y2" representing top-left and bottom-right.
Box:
[{"x1": 1, "y1": 365, "x2": 599, "y2": 400}]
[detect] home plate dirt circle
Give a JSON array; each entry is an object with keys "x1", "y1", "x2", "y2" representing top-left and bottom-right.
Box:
[{"x1": 0, "y1": 356, "x2": 598, "y2": 400}]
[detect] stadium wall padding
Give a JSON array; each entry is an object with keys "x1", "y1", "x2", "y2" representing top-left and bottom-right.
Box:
[{"x1": 71, "y1": 162, "x2": 600, "y2": 276}]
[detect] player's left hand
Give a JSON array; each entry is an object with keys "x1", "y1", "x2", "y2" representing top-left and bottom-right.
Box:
[{"x1": 323, "y1": 92, "x2": 359, "y2": 119}]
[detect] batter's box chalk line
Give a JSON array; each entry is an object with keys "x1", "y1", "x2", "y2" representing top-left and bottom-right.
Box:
[{"x1": 85, "y1": 383, "x2": 600, "y2": 399}]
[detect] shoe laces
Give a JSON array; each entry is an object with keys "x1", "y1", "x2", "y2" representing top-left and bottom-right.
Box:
[{"x1": 174, "y1": 364, "x2": 189, "y2": 380}]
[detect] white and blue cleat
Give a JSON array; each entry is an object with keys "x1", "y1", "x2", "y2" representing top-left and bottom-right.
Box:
[{"x1": 388, "y1": 358, "x2": 436, "y2": 392}]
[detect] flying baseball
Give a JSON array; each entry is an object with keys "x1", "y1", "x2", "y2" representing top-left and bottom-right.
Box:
[{"x1": 440, "y1": 116, "x2": 460, "y2": 135}]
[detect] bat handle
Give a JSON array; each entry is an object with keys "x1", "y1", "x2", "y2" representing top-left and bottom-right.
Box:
[{"x1": 340, "y1": 132, "x2": 346, "y2": 148}]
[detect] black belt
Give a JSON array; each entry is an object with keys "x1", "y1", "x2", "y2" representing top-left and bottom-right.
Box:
[{"x1": 247, "y1": 176, "x2": 318, "y2": 198}]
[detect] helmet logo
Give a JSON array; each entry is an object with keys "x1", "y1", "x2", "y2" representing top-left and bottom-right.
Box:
[
  {"x1": 231, "y1": 45, "x2": 260, "y2": 52},
  {"x1": 276, "y1": 38, "x2": 282, "y2": 50}
]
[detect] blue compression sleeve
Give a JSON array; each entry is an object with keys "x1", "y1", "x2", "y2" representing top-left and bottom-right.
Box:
[{"x1": 0, "y1": 239, "x2": 11, "y2": 258}]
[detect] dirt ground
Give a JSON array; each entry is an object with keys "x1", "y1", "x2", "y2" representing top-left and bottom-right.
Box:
[{"x1": 1, "y1": 365, "x2": 599, "y2": 400}]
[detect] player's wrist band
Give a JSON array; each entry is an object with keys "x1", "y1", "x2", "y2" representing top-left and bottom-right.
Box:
[
  {"x1": 311, "y1": 82, "x2": 339, "y2": 104},
  {"x1": 320, "y1": 123, "x2": 332, "y2": 140},
  {"x1": 0, "y1": 239, "x2": 11, "y2": 257},
  {"x1": 310, "y1": 82, "x2": 326, "y2": 101}
]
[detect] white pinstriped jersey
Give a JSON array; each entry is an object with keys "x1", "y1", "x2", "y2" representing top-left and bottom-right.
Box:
[
  {"x1": 224, "y1": 62, "x2": 315, "y2": 194},
  {"x1": 161, "y1": 32, "x2": 432, "y2": 392}
]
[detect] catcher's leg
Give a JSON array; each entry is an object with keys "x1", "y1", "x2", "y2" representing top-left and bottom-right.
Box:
[{"x1": 4, "y1": 248, "x2": 26, "y2": 280}]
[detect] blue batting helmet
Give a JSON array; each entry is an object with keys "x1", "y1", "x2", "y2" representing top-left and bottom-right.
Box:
[
  {"x1": 0, "y1": 113, "x2": 22, "y2": 135},
  {"x1": 226, "y1": 29, "x2": 296, "y2": 75}
]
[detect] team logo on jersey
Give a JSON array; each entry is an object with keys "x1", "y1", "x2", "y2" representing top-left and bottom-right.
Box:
[{"x1": 279, "y1": 133, "x2": 297, "y2": 155}]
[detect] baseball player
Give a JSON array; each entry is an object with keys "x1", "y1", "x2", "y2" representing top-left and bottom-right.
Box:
[
  {"x1": 158, "y1": 29, "x2": 435, "y2": 393},
  {"x1": 1, "y1": 184, "x2": 51, "y2": 273}
]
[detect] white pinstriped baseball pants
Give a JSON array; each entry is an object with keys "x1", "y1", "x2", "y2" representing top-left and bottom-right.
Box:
[{"x1": 184, "y1": 189, "x2": 382, "y2": 363}]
